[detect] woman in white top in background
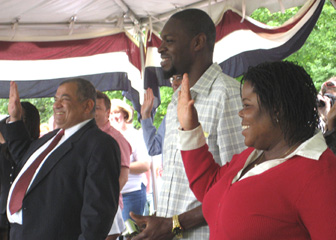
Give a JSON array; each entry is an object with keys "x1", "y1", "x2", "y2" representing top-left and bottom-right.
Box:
[{"x1": 110, "y1": 99, "x2": 151, "y2": 221}]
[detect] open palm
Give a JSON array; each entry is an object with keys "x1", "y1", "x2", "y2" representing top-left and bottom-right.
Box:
[
  {"x1": 177, "y1": 74, "x2": 199, "y2": 131},
  {"x1": 8, "y1": 81, "x2": 22, "y2": 122}
]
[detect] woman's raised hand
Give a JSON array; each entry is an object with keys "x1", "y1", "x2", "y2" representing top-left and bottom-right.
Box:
[{"x1": 177, "y1": 73, "x2": 200, "y2": 130}]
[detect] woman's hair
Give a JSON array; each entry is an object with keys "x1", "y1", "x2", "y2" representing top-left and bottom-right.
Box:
[
  {"x1": 0, "y1": 102, "x2": 40, "y2": 160},
  {"x1": 21, "y1": 101, "x2": 40, "y2": 140},
  {"x1": 241, "y1": 61, "x2": 319, "y2": 145}
]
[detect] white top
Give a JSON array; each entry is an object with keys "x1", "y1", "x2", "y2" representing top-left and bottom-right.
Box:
[{"x1": 120, "y1": 127, "x2": 151, "y2": 194}]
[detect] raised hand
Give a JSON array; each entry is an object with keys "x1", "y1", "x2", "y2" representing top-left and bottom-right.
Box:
[
  {"x1": 8, "y1": 81, "x2": 22, "y2": 122},
  {"x1": 177, "y1": 73, "x2": 199, "y2": 131},
  {"x1": 141, "y1": 88, "x2": 155, "y2": 120}
]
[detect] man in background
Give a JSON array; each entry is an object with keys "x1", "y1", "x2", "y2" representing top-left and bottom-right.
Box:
[
  {"x1": 141, "y1": 75, "x2": 182, "y2": 156},
  {"x1": 95, "y1": 90, "x2": 132, "y2": 240}
]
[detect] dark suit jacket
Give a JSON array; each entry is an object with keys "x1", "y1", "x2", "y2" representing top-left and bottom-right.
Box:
[
  {"x1": 2, "y1": 119, "x2": 120, "y2": 240},
  {"x1": 0, "y1": 143, "x2": 15, "y2": 230}
]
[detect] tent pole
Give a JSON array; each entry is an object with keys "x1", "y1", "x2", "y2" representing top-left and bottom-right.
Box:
[
  {"x1": 138, "y1": 31, "x2": 160, "y2": 213},
  {"x1": 139, "y1": 32, "x2": 145, "y2": 82}
]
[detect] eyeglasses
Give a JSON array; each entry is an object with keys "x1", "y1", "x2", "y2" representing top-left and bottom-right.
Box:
[{"x1": 169, "y1": 75, "x2": 183, "y2": 84}]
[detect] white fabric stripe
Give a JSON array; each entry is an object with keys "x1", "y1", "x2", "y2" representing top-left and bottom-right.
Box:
[
  {"x1": 145, "y1": 46, "x2": 161, "y2": 67},
  {"x1": 0, "y1": 52, "x2": 140, "y2": 81},
  {"x1": 0, "y1": 51, "x2": 143, "y2": 99}
]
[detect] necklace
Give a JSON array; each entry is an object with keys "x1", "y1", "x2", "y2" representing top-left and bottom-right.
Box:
[{"x1": 253, "y1": 143, "x2": 300, "y2": 167}]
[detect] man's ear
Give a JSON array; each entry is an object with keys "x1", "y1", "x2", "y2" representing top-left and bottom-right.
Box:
[
  {"x1": 105, "y1": 109, "x2": 110, "y2": 119},
  {"x1": 83, "y1": 99, "x2": 95, "y2": 113},
  {"x1": 273, "y1": 108, "x2": 280, "y2": 124},
  {"x1": 192, "y1": 33, "x2": 207, "y2": 52}
]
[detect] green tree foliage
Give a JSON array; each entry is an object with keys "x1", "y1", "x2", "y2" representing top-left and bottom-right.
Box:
[
  {"x1": 251, "y1": 1, "x2": 336, "y2": 91},
  {"x1": 152, "y1": 87, "x2": 173, "y2": 129},
  {"x1": 287, "y1": 2, "x2": 336, "y2": 90},
  {"x1": 0, "y1": 97, "x2": 54, "y2": 124}
]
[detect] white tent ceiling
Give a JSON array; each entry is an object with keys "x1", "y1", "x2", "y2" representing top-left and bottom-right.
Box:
[{"x1": 0, "y1": 0, "x2": 309, "y2": 42}]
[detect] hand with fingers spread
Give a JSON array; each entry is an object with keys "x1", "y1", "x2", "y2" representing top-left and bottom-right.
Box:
[
  {"x1": 141, "y1": 88, "x2": 155, "y2": 120},
  {"x1": 8, "y1": 81, "x2": 22, "y2": 122},
  {"x1": 177, "y1": 73, "x2": 200, "y2": 131},
  {"x1": 129, "y1": 212, "x2": 175, "y2": 240}
]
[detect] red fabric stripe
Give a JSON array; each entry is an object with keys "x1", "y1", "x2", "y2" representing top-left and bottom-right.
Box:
[
  {"x1": 0, "y1": 33, "x2": 141, "y2": 71},
  {"x1": 215, "y1": 1, "x2": 316, "y2": 42},
  {"x1": 146, "y1": 32, "x2": 162, "y2": 48}
]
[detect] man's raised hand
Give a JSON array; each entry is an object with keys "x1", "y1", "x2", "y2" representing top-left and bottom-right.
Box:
[{"x1": 8, "y1": 81, "x2": 22, "y2": 122}]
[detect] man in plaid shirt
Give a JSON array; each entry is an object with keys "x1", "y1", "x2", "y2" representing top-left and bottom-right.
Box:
[{"x1": 131, "y1": 8, "x2": 245, "y2": 240}]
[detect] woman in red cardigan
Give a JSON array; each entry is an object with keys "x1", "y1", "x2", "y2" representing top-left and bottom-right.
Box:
[{"x1": 177, "y1": 61, "x2": 336, "y2": 240}]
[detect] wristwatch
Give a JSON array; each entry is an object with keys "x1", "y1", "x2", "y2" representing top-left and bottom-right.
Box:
[{"x1": 172, "y1": 215, "x2": 183, "y2": 238}]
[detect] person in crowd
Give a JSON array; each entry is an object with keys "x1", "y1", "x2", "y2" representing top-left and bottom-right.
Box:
[
  {"x1": 95, "y1": 90, "x2": 132, "y2": 240},
  {"x1": 141, "y1": 75, "x2": 182, "y2": 156},
  {"x1": 140, "y1": 76, "x2": 183, "y2": 219},
  {"x1": 2, "y1": 79, "x2": 120, "y2": 240},
  {"x1": 110, "y1": 99, "x2": 151, "y2": 221},
  {"x1": 177, "y1": 61, "x2": 336, "y2": 239},
  {"x1": 317, "y1": 76, "x2": 336, "y2": 154},
  {"x1": 0, "y1": 102, "x2": 40, "y2": 240},
  {"x1": 131, "y1": 8, "x2": 245, "y2": 240},
  {"x1": 39, "y1": 123, "x2": 50, "y2": 136}
]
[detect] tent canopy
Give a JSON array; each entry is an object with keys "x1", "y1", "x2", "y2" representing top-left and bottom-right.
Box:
[
  {"x1": 0, "y1": 0, "x2": 309, "y2": 42},
  {"x1": 0, "y1": 0, "x2": 325, "y2": 114}
]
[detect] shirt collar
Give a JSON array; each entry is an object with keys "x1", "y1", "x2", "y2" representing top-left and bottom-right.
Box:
[
  {"x1": 191, "y1": 63, "x2": 221, "y2": 96},
  {"x1": 63, "y1": 118, "x2": 92, "y2": 138},
  {"x1": 171, "y1": 63, "x2": 221, "y2": 105},
  {"x1": 233, "y1": 131, "x2": 327, "y2": 183},
  {"x1": 249, "y1": 130, "x2": 327, "y2": 164},
  {"x1": 294, "y1": 130, "x2": 327, "y2": 160},
  {"x1": 99, "y1": 120, "x2": 111, "y2": 132}
]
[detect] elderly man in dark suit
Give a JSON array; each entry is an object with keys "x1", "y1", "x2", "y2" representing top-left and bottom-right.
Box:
[{"x1": 2, "y1": 79, "x2": 120, "y2": 240}]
